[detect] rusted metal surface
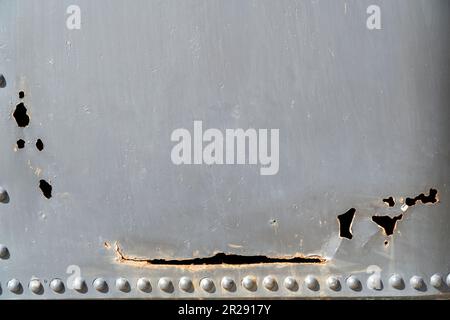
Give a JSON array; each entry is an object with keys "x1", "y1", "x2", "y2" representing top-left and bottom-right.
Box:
[{"x1": 0, "y1": 0, "x2": 449, "y2": 298}]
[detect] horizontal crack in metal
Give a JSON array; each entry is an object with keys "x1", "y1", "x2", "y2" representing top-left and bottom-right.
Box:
[{"x1": 112, "y1": 242, "x2": 326, "y2": 267}]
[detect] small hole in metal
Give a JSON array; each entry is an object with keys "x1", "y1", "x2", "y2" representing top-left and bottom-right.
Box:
[
  {"x1": 0, "y1": 74, "x2": 6, "y2": 88},
  {"x1": 36, "y1": 139, "x2": 44, "y2": 151},
  {"x1": 405, "y1": 189, "x2": 438, "y2": 206},
  {"x1": 337, "y1": 208, "x2": 355, "y2": 239},
  {"x1": 39, "y1": 179, "x2": 52, "y2": 199},
  {"x1": 382, "y1": 197, "x2": 395, "y2": 207},
  {"x1": 13, "y1": 102, "x2": 30, "y2": 127},
  {"x1": 372, "y1": 214, "x2": 403, "y2": 236},
  {"x1": 17, "y1": 139, "x2": 25, "y2": 149}
]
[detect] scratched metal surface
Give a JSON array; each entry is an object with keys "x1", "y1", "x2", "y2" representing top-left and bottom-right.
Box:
[{"x1": 0, "y1": 0, "x2": 449, "y2": 299}]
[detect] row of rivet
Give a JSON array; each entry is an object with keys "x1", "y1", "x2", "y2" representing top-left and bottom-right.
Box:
[{"x1": 2, "y1": 274, "x2": 450, "y2": 295}]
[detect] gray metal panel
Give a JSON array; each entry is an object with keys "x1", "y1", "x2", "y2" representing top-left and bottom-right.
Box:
[{"x1": 0, "y1": 0, "x2": 449, "y2": 298}]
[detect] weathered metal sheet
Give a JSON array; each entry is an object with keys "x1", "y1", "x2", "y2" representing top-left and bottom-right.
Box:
[{"x1": 0, "y1": 0, "x2": 449, "y2": 299}]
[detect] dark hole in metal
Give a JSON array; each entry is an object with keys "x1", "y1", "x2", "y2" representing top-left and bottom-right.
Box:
[
  {"x1": 13, "y1": 102, "x2": 30, "y2": 127},
  {"x1": 19, "y1": 91, "x2": 25, "y2": 99},
  {"x1": 39, "y1": 179, "x2": 52, "y2": 199},
  {"x1": 143, "y1": 253, "x2": 324, "y2": 265},
  {"x1": 383, "y1": 197, "x2": 395, "y2": 207},
  {"x1": 16, "y1": 139, "x2": 25, "y2": 149},
  {"x1": 36, "y1": 139, "x2": 44, "y2": 151},
  {"x1": 405, "y1": 188, "x2": 438, "y2": 206},
  {"x1": 337, "y1": 208, "x2": 355, "y2": 239},
  {"x1": 372, "y1": 214, "x2": 403, "y2": 236},
  {"x1": 0, "y1": 74, "x2": 6, "y2": 88}
]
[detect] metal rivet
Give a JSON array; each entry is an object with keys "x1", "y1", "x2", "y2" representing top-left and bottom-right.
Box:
[
  {"x1": 200, "y1": 278, "x2": 215, "y2": 293},
  {"x1": 116, "y1": 278, "x2": 130, "y2": 292},
  {"x1": 50, "y1": 279, "x2": 65, "y2": 293},
  {"x1": 158, "y1": 277, "x2": 174, "y2": 293},
  {"x1": 430, "y1": 274, "x2": 443, "y2": 288},
  {"x1": 179, "y1": 277, "x2": 193, "y2": 292},
  {"x1": 305, "y1": 275, "x2": 319, "y2": 291},
  {"x1": 137, "y1": 278, "x2": 151, "y2": 292},
  {"x1": 221, "y1": 277, "x2": 235, "y2": 291},
  {"x1": 72, "y1": 276, "x2": 87, "y2": 292},
  {"x1": 0, "y1": 74, "x2": 6, "y2": 88},
  {"x1": 8, "y1": 279, "x2": 22, "y2": 294},
  {"x1": 326, "y1": 276, "x2": 341, "y2": 291},
  {"x1": 0, "y1": 187, "x2": 9, "y2": 203},
  {"x1": 346, "y1": 276, "x2": 361, "y2": 291},
  {"x1": 93, "y1": 278, "x2": 108, "y2": 292},
  {"x1": 283, "y1": 276, "x2": 298, "y2": 291},
  {"x1": 389, "y1": 274, "x2": 404, "y2": 289},
  {"x1": 29, "y1": 279, "x2": 43, "y2": 294},
  {"x1": 410, "y1": 276, "x2": 425, "y2": 290},
  {"x1": 262, "y1": 276, "x2": 278, "y2": 291},
  {"x1": 0, "y1": 244, "x2": 9, "y2": 259},
  {"x1": 242, "y1": 276, "x2": 257, "y2": 291}
]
